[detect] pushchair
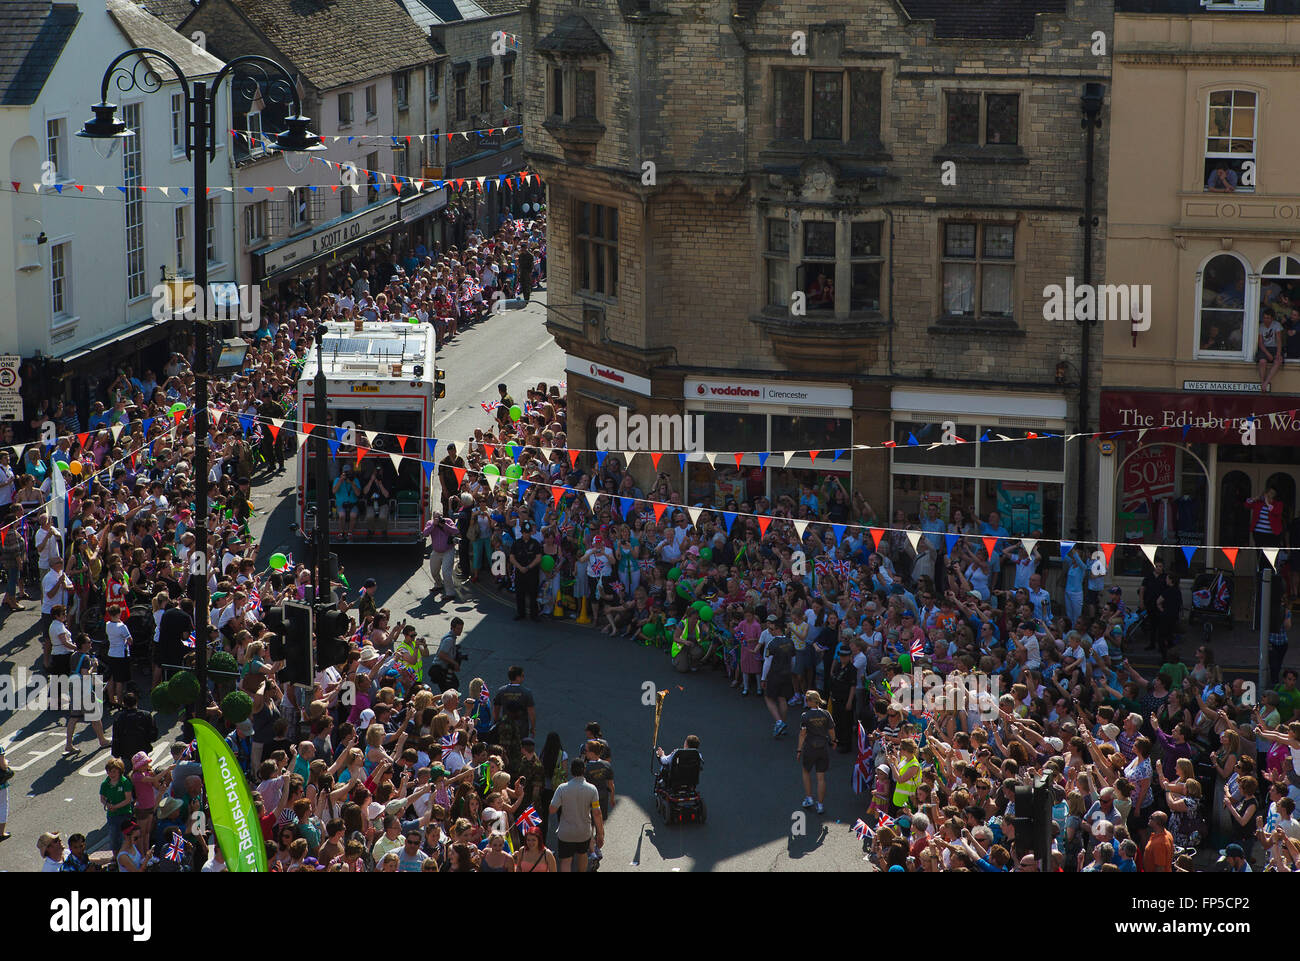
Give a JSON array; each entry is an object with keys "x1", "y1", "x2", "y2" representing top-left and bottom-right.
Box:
[
  {"x1": 653, "y1": 748, "x2": 706, "y2": 825},
  {"x1": 1188, "y1": 568, "x2": 1233, "y2": 636}
]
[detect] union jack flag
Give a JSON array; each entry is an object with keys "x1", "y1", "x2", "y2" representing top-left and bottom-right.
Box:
[
  {"x1": 910, "y1": 636, "x2": 925, "y2": 659},
  {"x1": 248, "y1": 592, "x2": 263, "y2": 615},
  {"x1": 481, "y1": 402, "x2": 499, "y2": 414},
  {"x1": 852, "y1": 818, "x2": 873, "y2": 840},
  {"x1": 350, "y1": 624, "x2": 365, "y2": 645},
  {"x1": 183, "y1": 631, "x2": 196, "y2": 649},
  {"x1": 876, "y1": 811, "x2": 896, "y2": 831},
  {"x1": 439, "y1": 732, "x2": 459, "y2": 761},
  {"x1": 478, "y1": 687, "x2": 491, "y2": 707},
  {"x1": 852, "y1": 722, "x2": 872, "y2": 794},
  {"x1": 164, "y1": 830, "x2": 186, "y2": 863},
  {"x1": 512, "y1": 806, "x2": 541, "y2": 830},
  {"x1": 180, "y1": 739, "x2": 197, "y2": 759}
]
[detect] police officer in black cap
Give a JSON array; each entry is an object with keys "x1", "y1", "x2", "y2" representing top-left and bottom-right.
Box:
[{"x1": 510, "y1": 519, "x2": 543, "y2": 620}]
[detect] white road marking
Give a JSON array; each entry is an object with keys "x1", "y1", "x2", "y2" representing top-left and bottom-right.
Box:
[{"x1": 478, "y1": 360, "x2": 522, "y2": 394}]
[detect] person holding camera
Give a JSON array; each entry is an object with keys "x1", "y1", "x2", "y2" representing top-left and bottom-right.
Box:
[
  {"x1": 424, "y1": 511, "x2": 462, "y2": 602},
  {"x1": 427, "y1": 617, "x2": 465, "y2": 693}
]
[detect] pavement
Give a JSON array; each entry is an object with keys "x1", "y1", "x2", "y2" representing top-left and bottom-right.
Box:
[{"x1": 0, "y1": 289, "x2": 874, "y2": 872}]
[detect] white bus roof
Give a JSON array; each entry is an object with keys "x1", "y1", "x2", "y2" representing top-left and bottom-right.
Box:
[{"x1": 300, "y1": 322, "x2": 436, "y2": 382}]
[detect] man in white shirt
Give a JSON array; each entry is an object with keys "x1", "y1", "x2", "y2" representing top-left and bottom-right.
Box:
[
  {"x1": 40, "y1": 556, "x2": 71, "y2": 669},
  {"x1": 35, "y1": 515, "x2": 61, "y2": 577},
  {"x1": 210, "y1": 592, "x2": 236, "y2": 634},
  {"x1": 1027, "y1": 573, "x2": 1052, "y2": 623},
  {"x1": 0, "y1": 450, "x2": 14, "y2": 508}
]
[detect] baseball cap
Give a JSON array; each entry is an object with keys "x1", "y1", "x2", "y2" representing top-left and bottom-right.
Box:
[
  {"x1": 766, "y1": 613, "x2": 778, "y2": 622},
  {"x1": 363, "y1": 578, "x2": 377, "y2": 588},
  {"x1": 1224, "y1": 843, "x2": 1245, "y2": 858},
  {"x1": 901, "y1": 610, "x2": 915, "y2": 618},
  {"x1": 358, "y1": 708, "x2": 376, "y2": 729},
  {"x1": 1044, "y1": 736, "x2": 1064, "y2": 752},
  {"x1": 131, "y1": 751, "x2": 151, "y2": 771}
]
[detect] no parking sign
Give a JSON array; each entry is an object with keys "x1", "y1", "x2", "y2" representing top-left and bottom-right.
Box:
[{"x1": 0, "y1": 355, "x2": 20, "y2": 420}]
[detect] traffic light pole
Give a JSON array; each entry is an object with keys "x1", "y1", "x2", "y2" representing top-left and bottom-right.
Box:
[{"x1": 313, "y1": 328, "x2": 333, "y2": 658}]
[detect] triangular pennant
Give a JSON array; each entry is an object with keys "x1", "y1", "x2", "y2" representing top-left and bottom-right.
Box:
[
  {"x1": 650, "y1": 452, "x2": 663, "y2": 470},
  {"x1": 758, "y1": 452, "x2": 770, "y2": 470},
  {"x1": 568, "y1": 449, "x2": 581, "y2": 468},
  {"x1": 1140, "y1": 544, "x2": 1159, "y2": 566},
  {"x1": 389, "y1": 452, "x2": 403, "y2": 472},
  {"x1": 396, "y1": 434, "x2": 409, "y2": 452},
  {"x1": 687, "y1": 506, "x2": 703, "y2": 527},
  {"x1": 297, "y1": 433, "x2": 309, "y2": 452},
  {"x1": 452, "y1": 466, "x2": 467, "y2": 487},
  {"x1": 808, "y1": 450, "x2": 820, "y2": 465},
  {"x1": 704, "y1": 452, "x2": 718, "y2": 468},
  {"x1": 422, "y1": 460, "x2": 437, "y2": 484},
  {"x1": 1221, "y1": 547, "x2": 1238, "y2": 569},
  {"x1": 757, "y1": 515, "x2": 771, "y2": 537},
  {"x1": 621, "y1": 451, "x2": 635, "y2": 468},
  {"x1": 734, "y1": 452, "x2": 744, "y2": 469},
  {"x1": 484, "y1": 473, "x2": 500, "y2": 490},
  {"x1": 653, "y1": 502, "x2": 667, "y2": 523},
  {"x1": 618, "y1": 496, "x2": 634, "y2": 519},
  {"x1": 1059, "y1": 540, "x2": 1076, "y2": 560},
  {"x1": 594, "y1": 450, "x2": 607, "y2": 469},
  {"x1": 793, "y1": 519, "x2": 809, "y2": 541},
  {"x1": 1021, "y1": 538, "x2": 1038, "y2": 556},
  {"x1": 1263, "y1": 547, "x2": 1280, "y2": 570},
  {"x1": 782, "y1": 451, "x2": 796, "y2": 467},
  {"x1": 426, "y1": 438, "x2": 438, "y2": 461},
  {"x1": 906, "y1": 530, "x2": 922, "y2": 552},
  {"x1": 983, "y1": 536, "x2": 997, "y2": 558},
  {"x1": 584, "y1": 490, "x2": 601, "y2": 511},
  {"x1": 355, "y1": 446, "x2": 369, "y2": 468},
  {"x1": 944, "y1": 533, "x2": 958, "y2": 555},
  {"x1": 551, "y1": 485, "x2": 565, "y2": 507},
  {"x1": 1100, "y1": 543, "x2": 1115, "y2": 567},
  {"x1": 517, "y1": 480, "x2": 530, "y2": 501},
  {"x1": 722, "y1": 512, "x2": 737, "y2": 535},
  {"x1": 869, "y1": 527, "x2": 884, "y2": 549},
  {"x1": 832, "y1": 449, "x2": 846, "y2": 461},
  {"x1": 299, "y1": 422, "x2": 313, "y2": 436},
  {"x1": 266, "y1": 422, "x2": 280, "y2": 442},
  {"x1": 1181, "y1": 545, "x2": 1197, "y2": 566},
  {"x1": 111, "y1": 423, "x2": 124, "y2": 442},
  {"x1": 677, "y1": 453, "x2": 687, "y2": 473}
]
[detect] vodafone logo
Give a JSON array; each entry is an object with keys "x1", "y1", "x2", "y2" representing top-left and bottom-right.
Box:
[
  {"x1": 590, "y1": 365, "x2": 625, "y2": 384},
  {"x1": 696, "y1": 384, "x2": 705, "y2": 395},
  {"x1": 699, "y1": 384, "x2": 760, "y2": 398}
]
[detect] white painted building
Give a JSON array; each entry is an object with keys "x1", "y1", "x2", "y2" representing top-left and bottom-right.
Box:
[{"x1": 0, "y1": 0, "x2": 234, "y2": 421}]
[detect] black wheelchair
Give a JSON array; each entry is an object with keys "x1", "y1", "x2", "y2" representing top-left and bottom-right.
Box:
[{"x1": 653, "y1": 748, "x2": 706, "y2": 824}]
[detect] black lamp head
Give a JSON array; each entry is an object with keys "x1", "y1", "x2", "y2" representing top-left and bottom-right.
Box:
[
  {"x1": 1081, "y1": 82, "x2": 1106, "y2": 120},
  {"x1": 271, "y1": 115, "x2": 325, "y2": 154}
]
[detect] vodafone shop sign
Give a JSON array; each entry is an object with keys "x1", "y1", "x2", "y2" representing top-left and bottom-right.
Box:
[
  {"x1": 565, "y1": 354, "x2": 652, "y2": 396},
  {"x1": 685, "y1": 378, "x2": 852, "y2": 409}
]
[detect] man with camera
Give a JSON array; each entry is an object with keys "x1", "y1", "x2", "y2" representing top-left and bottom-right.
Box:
[
  {"x1": 424, "y1": 510, "x2": 463, "y2": 602},
  {"x1": 426, "y1": 616, "x2": 466, "y2": 694}
]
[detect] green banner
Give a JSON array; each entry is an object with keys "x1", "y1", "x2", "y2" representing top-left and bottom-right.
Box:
[{"x1": 191, "y1": 719, "x2": 267, "y2": 873}]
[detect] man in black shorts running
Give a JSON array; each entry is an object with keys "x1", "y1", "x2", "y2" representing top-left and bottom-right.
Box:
[{"x1": 796, "y1": 690, "x2": 836, "y2": 815}]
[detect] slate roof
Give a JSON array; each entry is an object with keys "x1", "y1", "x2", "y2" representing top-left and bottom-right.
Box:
[
  {"x1": 537, "y1": 14, "x2": 611, "y2": 55},
  {"x1": 109, "y1": 0, "x2": 224, "y2": 79},
  {"x1": 132, "y1": 0, "x2": 200, "y2": 29},
  {"x1": 220, "y1": 0, "x2": 437, "y2": 91},
  {"x1": 474, "y1": 0, "x2": 524, "y2": 15},
  {"x1": 896, "y1": 0, "x2": 1068, "y2": 39},
  {"x1": 0, "y1": 2, "x2": 79, "y2": 106}
]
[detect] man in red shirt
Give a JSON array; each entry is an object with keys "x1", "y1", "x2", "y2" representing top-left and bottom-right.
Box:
[{"x1": 1143, "y1": 810, "x2": 1174, "y2": 872}]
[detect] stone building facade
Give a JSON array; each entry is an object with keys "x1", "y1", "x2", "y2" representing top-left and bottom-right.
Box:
[{"x1": 524, "y1": 0, "x2": 1111, "y2": 540}]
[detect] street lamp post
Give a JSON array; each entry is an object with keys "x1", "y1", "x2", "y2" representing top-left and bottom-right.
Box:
[
  {"x1": 79, "y1": 51, "x2": 323, "y2": 716},
  {"x1": 1074, "y1": 82, "x2": 1105, "y2": 542}
]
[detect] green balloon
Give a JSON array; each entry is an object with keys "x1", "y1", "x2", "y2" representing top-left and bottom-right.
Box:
[
  {"x1": 699, "y1": 548, "x2": 712, "y2": 562},
  {"x1": 642, "y1": 623, "x2": 657, "y2": 638},
  {"x1": 54, "y1": 461, "x2": 69, "y2": 471},
  {"x1": 509, "y1": 405, "x2": 523, "y2": 422},
  {"x1": 483, "y1": 463, "x2": 501, "y2": 476},
  {"x1": 898, "y1": 653, "x2": 913, "y2": 673},
  {"x1": 691, "y1": 600, "x2": 707, "y2": 612},
  {"x1": 667, "y1": 566, "x2": 681, "y2": 581},
  {"x1": 269, "y1": 552, "x2": 288, "y2": 570},
  {"x1": 505, "y1": 464, "x2": 524, "y2": 479},
  {"x1": 676, "y1": 581, "x2": 692, "y2": 599},
  {"x1": 540, "y1": 554, "x2": 556, "y2": 572},
  {"x1": 169, "y1": 402, "x2": 187, "y2": 414},
  {"x1": 699, "y1": 606, "x2": 715, "y2": 622}
]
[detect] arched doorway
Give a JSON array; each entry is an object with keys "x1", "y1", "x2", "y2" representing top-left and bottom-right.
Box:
[{"x1": 1219, "y1": 469, "x2": 1253, "y2": 548}]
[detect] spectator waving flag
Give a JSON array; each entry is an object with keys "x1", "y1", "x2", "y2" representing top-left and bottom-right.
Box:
[
  {"x1": 183, "y1": 631, "x2": 196, "y2": 649},
  {"x1": 512, "y1": 806, "x2": 542, "y2": 831},
  {"x1": 180, "y1": 739, "x2": 197, "y2": 759},
  {"x1": 852, "y1": 818, "x2": 873, "y2": 841},
  {"x1": 909, "y1": 636, "x2": 925, "y2": 659},
  {"x1": 876, "y1": 811, "x2": 896, "y2": 831},
  {"x1": 439, "y1": 732, "x2": 458, "y2": 762}
]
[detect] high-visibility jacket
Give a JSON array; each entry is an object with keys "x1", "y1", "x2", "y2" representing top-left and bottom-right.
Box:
[{"x1": 892, "y1": 755, "x2": 920, "y2": 808}]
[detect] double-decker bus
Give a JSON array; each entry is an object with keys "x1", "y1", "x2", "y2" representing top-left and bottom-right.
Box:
[{"x1": 295, "y1": 321, "x2": 440, "y2": 545}]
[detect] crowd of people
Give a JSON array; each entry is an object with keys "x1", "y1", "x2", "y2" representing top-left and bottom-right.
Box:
[{"x1": 10, "y1": 203, "x2": 1300, "y2": 872}]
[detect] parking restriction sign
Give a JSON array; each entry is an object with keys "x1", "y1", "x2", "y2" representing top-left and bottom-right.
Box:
[{"x1": 0, "y1": 355, "x2": 22, "y2": 420}]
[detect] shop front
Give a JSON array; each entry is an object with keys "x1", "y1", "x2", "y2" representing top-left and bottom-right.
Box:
[
  {"x1": 1099, "y1": 390, "x2": 1300, "y2": 580},
  {"x1": 683, "y1": 378, "x2": 854, "y2": 509},
  {"x1": 445, "y1": 141, "x2": 526, "y2": 233},
  {"x1": 252, "y1": 195, "x2": 404, "y2": 300},
  {"x1": 397, "y1": 187, "x2": 448, "y2": 256},
  {"x1": 889, "y1": 388, "x2": 1069, "y2": 539}
]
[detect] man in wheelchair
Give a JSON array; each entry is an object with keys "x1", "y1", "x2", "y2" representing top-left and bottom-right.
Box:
[{"x1": 653, "y1": 735, "x2": 706, "y2": 823}]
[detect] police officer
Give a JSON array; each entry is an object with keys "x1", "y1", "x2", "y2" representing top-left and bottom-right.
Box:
[
  {"x1": 510, "y1": 519, "x2": 543, "y2": 620},
  {"x1": 828, "y1": 644, "x2": 858, "y2": 753},
  {"x1": 493, "y1": 665, "x2": 536, "y2": 769}
]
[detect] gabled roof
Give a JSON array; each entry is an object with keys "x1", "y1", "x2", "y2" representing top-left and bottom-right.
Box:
[
  {"x1": 0, "y1": 2, "x2": 79, "y2": 106},
  {"x1": 132, "y1": 0, "x2": 200, "y2": 29},
  {"x1": 217, "y1": 0, "x2": 437, "y2": 91},
  {"x1": 537, "y1": 14, "x2": 611, "y2": 55},
  {"x1": 109, "y1": 0, "x2": 224, "y2": 79},
  {"x1": 896, "y1": 0, "x2": 1068, "y2": 39}
]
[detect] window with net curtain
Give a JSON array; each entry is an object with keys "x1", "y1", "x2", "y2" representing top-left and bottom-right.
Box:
[{"x1": 942, "y1": 223, "x2": 1014, "y2": 318}]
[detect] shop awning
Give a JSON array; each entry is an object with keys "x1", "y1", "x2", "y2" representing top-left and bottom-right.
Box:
[{"x1": 57, "y1": 315, "x2": 177, "y2": 367}]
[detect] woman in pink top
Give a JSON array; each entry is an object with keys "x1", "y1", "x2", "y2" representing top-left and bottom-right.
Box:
[{"x1": 129, "y1": 752, "x2": 163, "y2": 846}]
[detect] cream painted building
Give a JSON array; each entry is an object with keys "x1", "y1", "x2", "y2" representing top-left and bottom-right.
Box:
[{"x1": 1101, "y1": 0, "x2": 1300, "y2": 600}]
